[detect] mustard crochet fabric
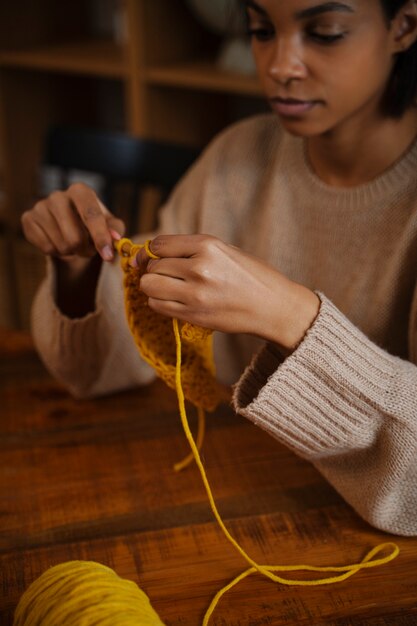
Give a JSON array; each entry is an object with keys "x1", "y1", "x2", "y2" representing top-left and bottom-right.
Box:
[{"x1": 115, "y1": 238, "x2": 223, "y2": 412}]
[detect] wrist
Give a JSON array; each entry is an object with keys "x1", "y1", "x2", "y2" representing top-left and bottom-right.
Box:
[
  {"x1": 54, "y1": 255, "x2": 99, "y2": 284},
  {"x1": 262, "y1": 284, "x2": 321, "y2": 356},
  {"x1": 54, "y1": 255, "x2": 102, "y2": 318}
]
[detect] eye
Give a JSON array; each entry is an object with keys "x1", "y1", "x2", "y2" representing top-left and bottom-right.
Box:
[
  {"x1": 246, "y1": 26, "x2": 275, "y2": 42},
  {"x1": 306, "y1": 21, "x2": 348, "y2": 45},
  {"x1": 308, "y1": 31, "x2": 347, "y2": 44}
]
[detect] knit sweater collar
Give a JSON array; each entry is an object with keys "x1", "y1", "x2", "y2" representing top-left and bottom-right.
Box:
[{"x1": 283, "y1": 128, "x2": 417, "y2": 211}]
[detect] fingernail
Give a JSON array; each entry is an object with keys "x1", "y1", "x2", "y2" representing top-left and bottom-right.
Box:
[
  {"x1": 129, "y1": 254, "x2": 138, "y2": 268},
  {"x1": 101, "y1": 245, "x2": 113, "y2": 261},
  {"x1": 109, "y1": 229, "x2": 121, "y2": 241}
]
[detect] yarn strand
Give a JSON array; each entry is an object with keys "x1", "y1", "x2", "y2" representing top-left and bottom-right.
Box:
[
  {"x1": 173, "y1": 406, "x2": 206, "y2": 472},
  {"x1": 171, "y1": 318, "x2": 399, "y2": 624}
]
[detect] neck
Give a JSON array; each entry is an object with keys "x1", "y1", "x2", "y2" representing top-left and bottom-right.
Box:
[{"x1": 306, "y1": 107, "x2": 417, "y2": 188}]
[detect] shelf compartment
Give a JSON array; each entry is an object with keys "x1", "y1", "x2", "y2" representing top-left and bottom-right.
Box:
[
  {"x1": 146, "y1": 62, "x2": 262, "y2": 97},
  {"x1": 0, "y1": 40, "x2": 127, "y2": 79}
]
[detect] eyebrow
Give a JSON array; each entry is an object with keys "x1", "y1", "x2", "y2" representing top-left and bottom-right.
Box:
[
  {"x1": 244, "y1": 0, "x2": 268, "y2": 17},
  {"x1": 244, "y1": 1, "x2": 355, "y2": 19},
  {"x1": 295, "y1": 2, "x2": 355, "y2": 19}
]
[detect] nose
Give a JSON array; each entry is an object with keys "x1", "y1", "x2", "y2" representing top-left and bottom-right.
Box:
[{"x1": 267, "y1": 36, "x2": 307, "y2": 84}]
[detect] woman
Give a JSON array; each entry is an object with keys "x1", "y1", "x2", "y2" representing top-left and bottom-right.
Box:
[{"x1": 22, "y1": 0, "x2": 417, "y2": 535}]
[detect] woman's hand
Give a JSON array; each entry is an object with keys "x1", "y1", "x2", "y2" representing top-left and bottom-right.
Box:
[
  {"x1": 21, "y1": 182, "x2": 125, "y2": 263},
  {"x1": 137, "y1": 234, "x2": 320, "y2": 352},
  {"x1": 21, "y1": 183, "x2": 125, "y2": 318}
]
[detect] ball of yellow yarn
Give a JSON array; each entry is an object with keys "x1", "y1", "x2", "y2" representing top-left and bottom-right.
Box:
[{"x1": 13, "y1": 561, "x2": 165, "y2": 626}]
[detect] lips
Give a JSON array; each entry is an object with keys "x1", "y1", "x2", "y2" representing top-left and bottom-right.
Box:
[{"x1": 269, "y1": 97, "x2": 319, "y2": 117}]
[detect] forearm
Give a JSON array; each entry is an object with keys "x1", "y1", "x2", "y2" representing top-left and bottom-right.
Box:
[{"x1": 234, "y1": 293, "x2": 417, "y2": 536}]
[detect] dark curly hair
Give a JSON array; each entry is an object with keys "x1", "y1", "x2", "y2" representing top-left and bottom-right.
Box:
[{"x1": 379, "y1": 0, "x2": 417, "y2": 117}]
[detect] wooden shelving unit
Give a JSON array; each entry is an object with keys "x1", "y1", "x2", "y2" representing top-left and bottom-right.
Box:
[
  {"x1": 146, "y1": 62, "x2": 262, "y2": 96},
  {"x1": 0, "y1": 0, "x2": 266, "y2": 328},
  {"x1": 0, "y1": 40, "x2": 127, "y2": 78}
]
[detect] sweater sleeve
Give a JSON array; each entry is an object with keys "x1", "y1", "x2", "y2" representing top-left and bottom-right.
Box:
[
  {"x1": 233, "y1": 291, "x2": 417, "y2": 536},
  {"x1": 31, "y1": 255, "x2": 157, "y2": 398},
  {"x1": 30, "y1": 135, "x2": 220, "y2": 398}
]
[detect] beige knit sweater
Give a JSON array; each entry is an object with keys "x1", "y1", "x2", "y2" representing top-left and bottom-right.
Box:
[{"x1": 32, "y1": 114, "x2": 417, "y2": 536}]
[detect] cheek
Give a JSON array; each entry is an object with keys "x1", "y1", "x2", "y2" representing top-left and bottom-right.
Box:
[
  {"x1": 320, "y1": 44, "x2": 393, "y2": 104},
  {"x1": 251, "y1": 45, "x2": 266, "y2": 78}
]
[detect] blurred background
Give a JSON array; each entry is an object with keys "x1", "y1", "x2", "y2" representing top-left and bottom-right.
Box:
[{"x1": 0, "y1": 0, "x2": 267, "y2": 330}]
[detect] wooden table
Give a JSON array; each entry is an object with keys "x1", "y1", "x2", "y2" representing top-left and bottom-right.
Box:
[{"x1": 1, "y1": 329, "x2": 417, "y2": 626}]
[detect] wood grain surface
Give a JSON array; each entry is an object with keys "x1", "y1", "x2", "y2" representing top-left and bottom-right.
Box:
[{"x1": 1, "y1": 329, "x2": 416, "y2": 625}]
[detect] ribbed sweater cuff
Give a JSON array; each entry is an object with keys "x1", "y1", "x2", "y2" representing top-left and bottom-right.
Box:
[
  {"x1": 40, "y1": 255, "x2": 103, "y2": 331},
  {"x1": 31, "y1": 259, "x2": 105, "y2": 397},
  {"x1": 233, "y1": 293, "x2": 399, "y2": 459}
]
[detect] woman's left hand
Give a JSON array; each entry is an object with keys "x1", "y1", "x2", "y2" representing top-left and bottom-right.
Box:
[{"x1": 136, "y1": 234, "x2": 320, "y2": 353}]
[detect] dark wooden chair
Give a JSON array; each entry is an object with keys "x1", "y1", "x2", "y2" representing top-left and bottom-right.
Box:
[{"x1": 42, "y1": 126, "x2": 200, "y2": 233}]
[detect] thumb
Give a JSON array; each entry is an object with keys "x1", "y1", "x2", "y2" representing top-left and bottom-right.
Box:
[
  {"x1": 97, "y1": 198, "x2": 126, "y2": 239},
  {"x1": 106, "y1": 215, "x2": 126, "y2": 239}
]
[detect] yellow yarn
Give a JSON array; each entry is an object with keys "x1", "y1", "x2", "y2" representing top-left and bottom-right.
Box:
[
  {"x1": 116, "y1": 237, "x2": 217, "y2": 472},
  {"x1": 170, "y1": 314, "x2": 399, "y2": 625},
  {"x1": 13, "y1": 237, "x2": 400, "y2": 626},
  {"x1": 13, "y1": 561, "x2": 164, "y2": 626},
  {"x1": 116, "y1": 238, "x2": 221, "y2": 413},
  {"x1": 115, "y1": 237, "x2": 399, "y2": 620}
]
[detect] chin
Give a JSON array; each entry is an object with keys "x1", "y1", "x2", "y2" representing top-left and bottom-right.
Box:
[{"x1": 277, "y1": 117, "x2": 324, "y2": 138}]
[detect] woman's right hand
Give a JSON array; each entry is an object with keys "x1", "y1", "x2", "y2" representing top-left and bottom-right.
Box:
[{"x1": 21, "y1": 182, "x2": 125, "y2": 263}]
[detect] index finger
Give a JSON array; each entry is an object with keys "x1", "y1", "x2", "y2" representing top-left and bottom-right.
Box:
[
  {"x1": 68, "y1": 184, "x2": 114, "y2": 261},
  {"x1": 149, "y1": 234, "x2": 218, "y2": 259}
]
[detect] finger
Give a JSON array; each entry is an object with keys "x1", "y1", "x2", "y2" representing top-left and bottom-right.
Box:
[
  {"x1": 130, "y1": 246, "x2": 153, "y2": 273},
  {"x1": 140, "y1": 272, "x2": 186, "y2": 303},
  {"x1": 49, "y1": 194, "x2": 95, "y2": 257},
  {"x1": 148, "y1": 234, "x2": 219, "y2": 259},
  {"x1": 21, "y1": 216, "x2": 57, "y2": 257},
  {"x1": 109, "y1": 229, "x2": 121, "y2": 241},
  {"x1": 97, "y1": 199, "x2": 126, "y2": 241},
  {"x1": 69, "y1": 185, "x2": 114, "y2": 261},
  {"x1": 32, "y1": 204, "x2": 73, "y2": 257},
  {"x1": 106, "y1": 216, "x2": 126, "y2": 240},
  {"x1": 146, "y1": 257, "x2": 189, "y2": 280},
  {"x1": 147, "y1": 296, "x2": 188, "y2": 320}
]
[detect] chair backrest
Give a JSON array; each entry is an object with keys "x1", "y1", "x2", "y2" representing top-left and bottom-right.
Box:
[{"x1": 43, "y1": 126, "x2": 200, "y2": 232}]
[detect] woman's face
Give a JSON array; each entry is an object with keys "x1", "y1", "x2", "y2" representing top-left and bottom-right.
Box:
[{"x1": 245, "y1": 0, "x2": 403, "y2": 137}]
